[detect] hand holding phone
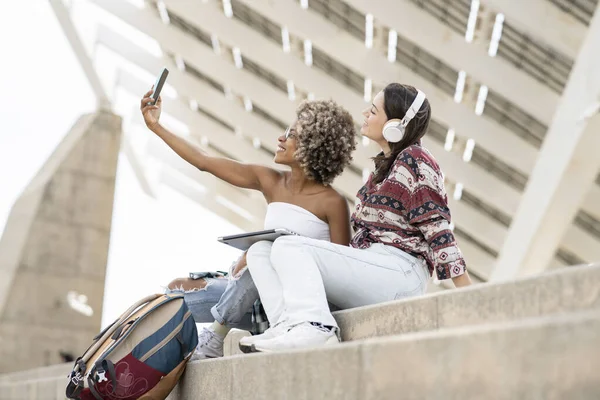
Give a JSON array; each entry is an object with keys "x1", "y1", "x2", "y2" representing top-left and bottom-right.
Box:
[
  {"x1": 140, "y1": 67, "x2": 169, "y2": 129},
  {"x1": 149, "y1": 67, "x2": 169, "y2": 106}
]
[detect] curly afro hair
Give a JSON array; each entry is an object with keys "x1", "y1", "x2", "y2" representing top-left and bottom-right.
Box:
[{"x1": 293, "y1": 100, "x2": 357, "y2": 186}]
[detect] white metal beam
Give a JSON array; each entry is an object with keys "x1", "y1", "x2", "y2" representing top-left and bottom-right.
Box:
[
  {"x1": 238, "y1": 0, "x2": 538, "y2": 177},
  {"x1": 482, "y1": 0, "x2": 587, "y2": 60},
  {"x1": 145, "y1": 135, "x2": 267, "y2": 223},
  {"x1": 492, "y1": 7, "x2": 600, "y2": 280},
  {"x1": 583, "y1": 185, "x2": 600, "y2": 221},
  {"x1": 51, "y1": 0, "x2": 160, "y2": 199},
  {"x1": 162, "y1": 0, "x2": 370, "y2": 133},
  {"x1": 121, "y1": 135, "x2": 157, "y2": 197},
  {"x1": 49, "y1": 0, "x2": 110, "y2": 110},
  {"x1": 159, "y1": 167, "x2": 261, "y2": 233},
  {"x1": 90, "y1": 0, "x2": 297, "y2": 121},
  {"x1": 345, "y1": 0, "x2": 558, "y2": 126}
]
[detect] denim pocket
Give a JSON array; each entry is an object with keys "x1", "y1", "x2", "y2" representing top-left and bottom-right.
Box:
[{"x1": 379, "y1": 245, "x2": 419, "y2": 275}]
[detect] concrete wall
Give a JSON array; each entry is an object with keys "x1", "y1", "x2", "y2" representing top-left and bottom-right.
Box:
[{"x1": 0, "y1": 112, "x2": 121, "y2": 373}]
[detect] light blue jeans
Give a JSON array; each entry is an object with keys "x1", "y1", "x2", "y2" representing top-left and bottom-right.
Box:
[{"x1": 167, "y1": 267, "x2": 258, "y2": 331}]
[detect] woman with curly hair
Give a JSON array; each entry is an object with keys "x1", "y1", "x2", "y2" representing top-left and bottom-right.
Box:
[
  {"x1": 240, "y1": 83, "x2": 473, "y2": 353},
  {"x1": 140, "y1": 89, "x2": 356, "y2": 360}
]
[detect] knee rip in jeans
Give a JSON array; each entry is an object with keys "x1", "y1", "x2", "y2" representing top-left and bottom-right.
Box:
[{"x1": 166, "y1": 278, "x2": 214, "y2": 294}]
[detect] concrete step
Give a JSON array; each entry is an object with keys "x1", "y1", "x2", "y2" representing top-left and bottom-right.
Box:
[
  {"x1": 175, "y1": 311, "x2": 600, "y2": 400},
  {"x1": 0, "y1": 375, "x2": 67, "y2": 400},
  {"x1": 0, "y1": 363, "x2": 70, "y2": 383},
  {"x1": 333, "y1": 263, "x2": 600, "y2": 342},
  {"x1": 220, "y1": 264, "x2": 600, "y2": 356}
]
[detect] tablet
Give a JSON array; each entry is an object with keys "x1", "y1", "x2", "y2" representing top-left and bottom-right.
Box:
[{"x1": 218, "y1": 228, "x2": 297, "y2": 251}]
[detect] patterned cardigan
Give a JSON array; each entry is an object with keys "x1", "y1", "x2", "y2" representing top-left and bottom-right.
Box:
[{"x1": 350, "y1": 144, "x2": 467, "y2": 280}]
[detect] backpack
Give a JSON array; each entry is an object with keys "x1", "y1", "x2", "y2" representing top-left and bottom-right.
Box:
[{"x1": 66, "y1": 293, "x2": 198, "y2": 400}]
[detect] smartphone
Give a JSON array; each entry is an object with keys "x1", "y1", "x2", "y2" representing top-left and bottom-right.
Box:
[{"x1": 149, "y1": 67, "x2": 169, "y2": 105}]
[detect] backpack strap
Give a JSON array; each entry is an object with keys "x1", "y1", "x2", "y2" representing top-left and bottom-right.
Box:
[
  {"x1": 87, "y1": 373, "x2": 104, "y2": 400},
  {"x1": 65, "y1": 359, "x2": 85, "y2": 399},
  {"x1": 80, "y1": 294, "x2": 163, "y2": 366},
  {"x1": 86, "y1": 359, "x2": 118, "y2": 400}
]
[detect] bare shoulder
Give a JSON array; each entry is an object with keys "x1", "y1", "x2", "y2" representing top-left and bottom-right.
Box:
[{"x1": 322, "y1": 187, "x2": 350, "y2": 212}]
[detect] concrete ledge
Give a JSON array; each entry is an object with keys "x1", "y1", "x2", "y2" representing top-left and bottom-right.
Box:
[
  {"x1": 223, "y1": 329, "x2": 251, "y2": 357},
  {"x1": 333, "y1": 263, "x2": 600, "y2": 341},
  {"x1": 0, "y1": 376, "x2": 66, "y2": 400},
  {"x1": 176, "y1": 311, "x2": 600, "y2": 400},
  {"x1": 0, "y1": 363, "x2": 70, "y2": 383}
]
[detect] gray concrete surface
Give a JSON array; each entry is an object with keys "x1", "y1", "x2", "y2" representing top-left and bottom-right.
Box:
[
  {"x1": 178, "y1": 311, "x2": 600, "y2": 400},
  {"x1": 0, "y1": 112, "x2": 121, "y2": 373},
  {"x1": 334, "y1": 263, "x2": 600, "y2": 341}
]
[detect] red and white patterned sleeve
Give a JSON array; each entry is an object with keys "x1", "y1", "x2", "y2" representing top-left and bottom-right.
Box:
[{"x1": 406, "y1": 153, "x2": 467, "y2": 280}]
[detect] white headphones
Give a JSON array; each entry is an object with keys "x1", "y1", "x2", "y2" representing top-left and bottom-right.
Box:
[{"x1": 382, "y1": 89, "x2": 427, "y2": 143}]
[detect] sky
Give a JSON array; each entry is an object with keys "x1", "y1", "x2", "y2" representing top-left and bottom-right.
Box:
[{"x1": 0, "y1": 1, "x2": 243, "y2": 327}]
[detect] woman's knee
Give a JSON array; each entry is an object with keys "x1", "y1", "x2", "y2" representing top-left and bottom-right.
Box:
[
  {"x1": 270, "y1": 235, "x2": 304, "y2": 264},
  {"x1": 247, "y1": 240, "x2": 273, "y2": 264},
  {"x1": 167, "y1": 277, "x2": 207, "y2": 292}
]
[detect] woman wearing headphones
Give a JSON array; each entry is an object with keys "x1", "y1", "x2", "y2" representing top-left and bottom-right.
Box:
[{"x1": 241, "y1": 83, "x2": 473, "y2": 353}]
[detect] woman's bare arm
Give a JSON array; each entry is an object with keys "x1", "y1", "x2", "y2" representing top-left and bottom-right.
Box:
[
  {"x1": 326, "y1": 195, "x2": 352, "y2": 246},
  {"x1": 141, "y1": 90, "x2": 279, "y2": 192},
  {"x1": 153, "y1": 124, "x2": 277, "y2": 190}
]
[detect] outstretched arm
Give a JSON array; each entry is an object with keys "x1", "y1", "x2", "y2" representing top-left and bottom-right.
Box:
[{"x1": 141, "y1": 89, "x2": 278, "y2": 192}]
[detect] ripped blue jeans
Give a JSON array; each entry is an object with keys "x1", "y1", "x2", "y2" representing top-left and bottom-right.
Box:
[{"x1": 167, "y1": 263, "x2": 259, "y2": 331}]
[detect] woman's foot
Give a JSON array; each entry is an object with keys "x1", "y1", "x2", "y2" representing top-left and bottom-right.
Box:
[
  {"x1": 238, "y1": 323, "x2": 288, "y2": 353},
  {"x1": 252, "y1": 322, "x2": 339, "y2": 353},
  {"x1": 190, "y1": 327, "x2": 224, "y2": 361}
]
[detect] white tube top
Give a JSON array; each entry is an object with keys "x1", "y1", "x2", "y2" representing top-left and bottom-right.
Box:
[{"x1": 263, "y1": 202, "x2": 330, "y2": 241}]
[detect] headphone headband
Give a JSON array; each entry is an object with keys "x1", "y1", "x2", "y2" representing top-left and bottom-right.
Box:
[{"x1": 400, "y1": 90, "x2": 426, "y2": 128}]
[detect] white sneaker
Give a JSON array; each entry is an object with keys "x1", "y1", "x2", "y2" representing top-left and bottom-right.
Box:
[
  {"x1": 253, "y1": 322, "x2": 339, "y2": 353},
  {"x1": 190, "y1": 327, "x2": 224, "y2": 361},
  {"x1": 238, "y1": 323, "x2": 288, "y2": 353}
]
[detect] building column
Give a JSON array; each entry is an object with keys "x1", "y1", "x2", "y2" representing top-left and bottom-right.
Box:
[{"x1": 491, "y1": 6, "x2": 600, "y2": 280}]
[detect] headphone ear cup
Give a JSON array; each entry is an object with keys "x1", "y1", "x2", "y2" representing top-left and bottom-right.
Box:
[{"x1": 383, "y1": 123, "x2": 404, "y2": 143}]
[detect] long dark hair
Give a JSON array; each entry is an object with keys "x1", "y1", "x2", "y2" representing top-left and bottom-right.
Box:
[{"x1": 372, "y1": 83, "x2": 431, "y2": 185}]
